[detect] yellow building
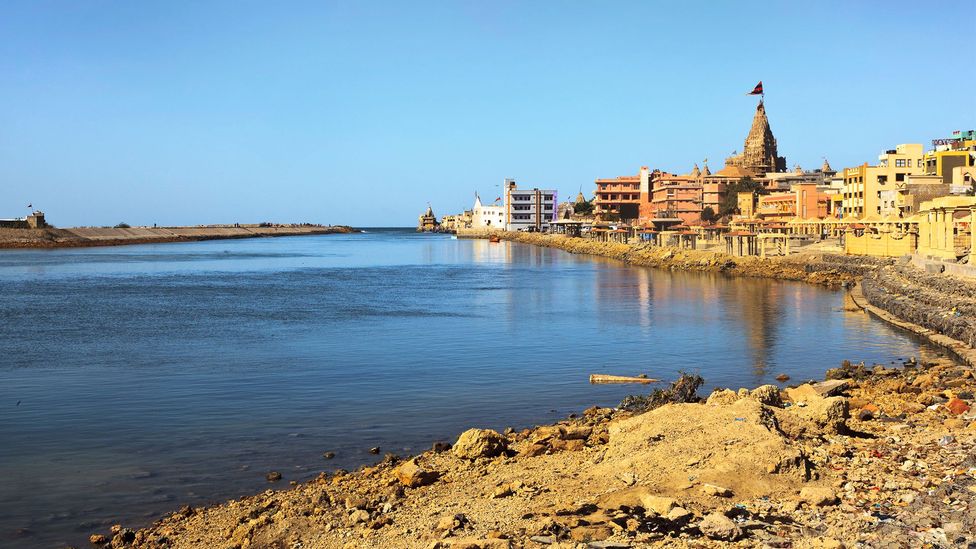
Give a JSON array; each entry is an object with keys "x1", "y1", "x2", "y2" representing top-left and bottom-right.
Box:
[
  {"x1": 916, "y1": 196, "x2": 976, "y2": 261},
  {"x1": 841, "y1": 144, "x2": 924, "y2": 219},
  {"x1": 922, "y1": 131, "x2": 975, "y2": 187}
]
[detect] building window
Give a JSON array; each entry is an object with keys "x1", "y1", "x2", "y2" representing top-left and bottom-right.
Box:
[{"x1": 896, "y1": 173, "x2": 905, "y2": 182}]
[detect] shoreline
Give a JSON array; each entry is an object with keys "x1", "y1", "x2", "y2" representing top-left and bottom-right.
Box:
[
  {"x1": 77, "y1": 232, "x2": 976, "y2": 547},
  {"x1": 0, "y1": 225, "x2": 358, "y2": 250}
]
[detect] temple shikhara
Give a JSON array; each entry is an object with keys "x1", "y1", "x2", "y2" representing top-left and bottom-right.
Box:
[{"x1": 724, "y1": 101, "x2": 786, "y2": 176}]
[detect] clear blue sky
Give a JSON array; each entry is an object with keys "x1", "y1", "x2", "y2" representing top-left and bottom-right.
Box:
[{"x1": 1, "y1": 1, "x2": 973, "y2": 227}]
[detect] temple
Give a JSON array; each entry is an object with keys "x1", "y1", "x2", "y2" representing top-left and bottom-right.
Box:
[{"x1": 724, "y1": 101, "x2": 786, "y2": 176}]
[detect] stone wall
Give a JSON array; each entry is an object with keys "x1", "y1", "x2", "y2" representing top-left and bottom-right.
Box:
[{"x1": 844, "y1": 232, "x2": 916, "y2": 258}]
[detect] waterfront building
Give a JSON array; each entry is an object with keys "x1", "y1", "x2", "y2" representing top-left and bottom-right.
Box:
[
  {"x1": 471, "y1": 195, "x2": 504, "y2": 229},
  {"x1": 593, "y1": 168, "x2": 646, "y2": 222},
  {"x1": 755, "y1": 184, "x2": 828, "y2": 222},
  {"x1": 841, "y1": 144, "x2": 925, "y2": 219},
  {"x1": 648, "y1": 169, "x2": 703, "y2": 227},
  {"x1": 417, "y1": 205, "x2": 439, "y2": 232},
  {"x1": 923, "y1": 130, "x2": 976, "y2": 186},
  {"x1": 916, "y1": 196, "x2": 976, "y2": 262},
  {"x1": 502, "y1": 179, "x2": 557, "y2": 231}
]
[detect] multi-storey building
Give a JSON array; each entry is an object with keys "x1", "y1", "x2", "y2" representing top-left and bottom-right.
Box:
[
  {"x1": 841, "y1": 144, "x2": 924, "y2": 219},
  {"x1": 649, "y1": 170, "x2": 703, "y2": 226},
  {"x1": 593, "y1": 168, "x2": 647, "y2": 222},
  {"x1": 502, "y1": 179, "x2": 557, "y2": 231}
]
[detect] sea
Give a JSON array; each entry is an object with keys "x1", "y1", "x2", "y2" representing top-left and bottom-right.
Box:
[{"x1": 0, "y1": 228, "x2": 938, "y2": 547}]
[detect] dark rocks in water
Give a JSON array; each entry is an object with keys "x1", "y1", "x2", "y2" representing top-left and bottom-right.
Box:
[
  {"x1": 618, "y1": 372, "x2": 704, "y2": 413},
  {"x1": 775, "y1": 374, "x2": 791, "y2": 382},
  {"x1": 89, "y1": 533, "x2": 109, "y2": 545},
  {"x1": 368, "y1": 447, "x2": 381, "y2": 455},
  {"x1": 322, "y1": 452, "x2": 335, "y2": 459},
  {"x1": 431, "y1": 441, "x2": 452, "y2": 453},
  {"x1": 265, "y1": 471, "x2": 282, "y2": 482}
]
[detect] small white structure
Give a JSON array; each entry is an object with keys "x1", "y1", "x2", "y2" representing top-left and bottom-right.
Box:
[{"x1": 472, "y1": 194, "x2": 504, "y2": 229}]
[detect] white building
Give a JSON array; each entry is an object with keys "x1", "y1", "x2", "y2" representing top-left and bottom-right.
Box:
[
  {"x1": 471, "y1": 194, "x2": 505, "y2": 229},
  {"x1": 502, "y1": 179, "x2": 557, "y2": 231}
]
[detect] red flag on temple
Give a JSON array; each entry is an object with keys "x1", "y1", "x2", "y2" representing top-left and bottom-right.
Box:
[
  {"x1": 494, "y1": 197, "x2": 501, "y2": 202},
  {"x1": 748, "y1": 81, "x2": 763, "y2": 95}
]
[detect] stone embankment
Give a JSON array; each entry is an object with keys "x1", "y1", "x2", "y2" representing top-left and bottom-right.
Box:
[
  {"x1": 482, "y1": 231, "x2": 891, "y2": 288},
  {"x1": 104, "y1": 353, "x2": 976, "y2": 548},
  {"x1": 0, "y1": 225, "x2": 357, "y2": 249}
]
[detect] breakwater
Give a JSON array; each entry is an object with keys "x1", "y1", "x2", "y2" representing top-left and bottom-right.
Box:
[{"x1": 0, "y1": 224, "x2": 356, "y2": 249}]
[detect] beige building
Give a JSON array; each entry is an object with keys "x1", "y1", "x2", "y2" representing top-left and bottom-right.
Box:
[{"x1": 841, "y1": 144, "x2": 924, "y2": 219}]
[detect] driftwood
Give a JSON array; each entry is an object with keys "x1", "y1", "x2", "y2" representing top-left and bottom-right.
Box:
[{"x1": 589, "y1": 374, "x2": 660, "y2": 385}]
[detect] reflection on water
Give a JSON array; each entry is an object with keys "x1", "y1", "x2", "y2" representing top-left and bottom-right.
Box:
[{"x1": 0, "y1": 230, "x2": 941, "y2": 548}]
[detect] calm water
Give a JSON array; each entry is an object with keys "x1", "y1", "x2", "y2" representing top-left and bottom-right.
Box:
[{"x1": 0, "y1": 229, "x2": 935, "y2": 547}]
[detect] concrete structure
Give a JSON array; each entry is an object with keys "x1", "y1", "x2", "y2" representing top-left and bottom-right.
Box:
[
  {"x1": 0, "y1": 211, "x2": 47, "y2": 229},
  {"x1": 923, "y1": 130, "x2": 975, "y2": 186},
  {"x1": 755, "y1": 184, "x2": 827, "y2": 222},
  {"x1": 471, "y1": 195, "x2": 504, "y2": 229},
  {"x1": 841, "y1": 144, "x2": 925, "y2": 219},
  {"x1": 503, "y1": 179, "x2": 557, "y2": 232},
  {"x1": 649, "y1": 169, "x2": 702, "y2": 227},
  {"x1": 916, "y1": 196, "x2": 976, "y2": 262},
  {"x1": 895, "y1": 175, "x2": 950, "y2": 217},
  {"x1": 594, "y1": 168, "x2": 646, "y2": 222}
]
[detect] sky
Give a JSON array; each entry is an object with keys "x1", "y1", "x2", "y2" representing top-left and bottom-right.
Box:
[{"x1": 1, "y1": 1, "x2": 974, "y2": 227}]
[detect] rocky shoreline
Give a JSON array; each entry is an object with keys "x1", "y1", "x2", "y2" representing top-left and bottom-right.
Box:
[
  {"x1": 0, "y1": 225, "x2": 358, "y2": 249},
  {"x1": 86, "y1": 233, "x2": 976, "y2": 549},
  {"x1": 101, "y1": 354, "x2": 975, "y2": 548}
]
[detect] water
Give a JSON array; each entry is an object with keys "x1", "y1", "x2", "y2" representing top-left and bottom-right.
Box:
[{"x1": 0, "y1": 229, "x2": 936, "y2": 547}]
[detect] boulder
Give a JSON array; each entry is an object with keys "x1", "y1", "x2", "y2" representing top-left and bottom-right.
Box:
[
  {"x1": 799, "y1": 486, "x2": 839, "y2": 507},
  {"x1": 396, "y1": 459, "x2": 440, "y2": 488},
  {"x1": 453, "y1": 429, "x2": 508, "y2": 459},
  {"x1": 706, "y1": 389, "x2": 739, "y2": 406},
  {"x1": 751, "y1": 384, "x2": 782, "y2": 407},
  {"x1": 701, "y1": 483, "x2": 733, "y2": 497},
  {"x1": 947, "y1": 398, "x2": 970, "y2": 415},
  {"x1": 698, "y1": 512, "x2": 739, "y2": 540}
]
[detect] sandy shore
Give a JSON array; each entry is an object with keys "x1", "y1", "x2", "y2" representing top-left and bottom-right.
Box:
[
  {"x1": 85, "y1": 233, "x2": 976, "y2": 548},
  {"x1": 0, "y1": 225, "x2": 357, "y2": 249}
]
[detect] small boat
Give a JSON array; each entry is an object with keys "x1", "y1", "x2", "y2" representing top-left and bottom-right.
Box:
[{"x1": 488, "y1": 235, "x2": 500, "y2": 243}]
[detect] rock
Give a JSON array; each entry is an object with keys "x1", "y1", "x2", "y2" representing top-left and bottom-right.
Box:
[
  {"x1": 453, "y1": 429, "x2": 508, "y2": 459},
  {"x1": 775, "y1": 374, "x2": 791, "y2": 382},
  {"x1": 811, "y1": 379, "x2": 850, "y2": 396},
  {"x1": 322, "y1": 452, "x2": 335, "y2": 459},
  {"x1": 799, "y1": 486, "x2": 839, "y2": 507},
  {"x1": 396, "y1": 458, "x2": 440, "y2": 488},
  {"x1": 857, "y1": 403, "x2": 879, "y2": 421},
  {"x1": 701, "y1": 483, "x2": 733, "y2": 497},
  {"x1": 348, "y1": 509, "x2": 370, "y2": 525},
  {"x1": 344, "y1": 496, "x2": 367, "y2": 509},
  {"x1": 265, "y1": 471, "x2": 282, "y2": 482},
  {"x1": 785, "y1": 385, "x2": 849, "y2": 431},
  {"x1": 569, "y1": 525, "x2": 612, "y2": 542},
  {"x1": 89, "y1": 533, "x2": 109, "y2": 545},
  {"x1": 432, "y1": 442, "x2": 452, "y2": 453},
  {"x1": 520, "y1": 443, "x2": 547, "y2": 457},
  {"x1": 110, "y1": 529, "x2": 135, "y2": 548},
  {"x1": 667, "y1": 506, "x2": 692, "y2": 522},
  {"x1": 943, "y1": 418, "x2": 966, "y2": 430},
  {"x1": 698, "y1": 512, "x2": 739, "y2": 540},
  {"x1": 435, "y1": 513, "x2": 470, "y2": 534},
  {"x1": 431, "y1": 539, "x2": 511, "y2": 549},
  {"x1": 369, "y1": 447, "x2": 381, "y2": 454},
  {"x1": 946, "y1": 398, "x2": 970, "y2": 415},
  {"x1": 490, "y1": 485, "x2": 513, "y2": 499},
  {"x1": 706, "y1": 388, "x2": 739, "y2": 405},
  {"x1": 639, "y1": 495, "x2": 678, "y2": 516},
  {"x1": 563, "y1": 426, "x2": 592, "y2": 440},
  {"x1": 751, "y1": 384, "x2": 782, "y2": 406}
]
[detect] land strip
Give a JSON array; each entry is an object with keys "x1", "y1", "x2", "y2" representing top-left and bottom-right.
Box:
[{"x1": 0, "y1": 225, "x2": 357, "y2": 249}]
